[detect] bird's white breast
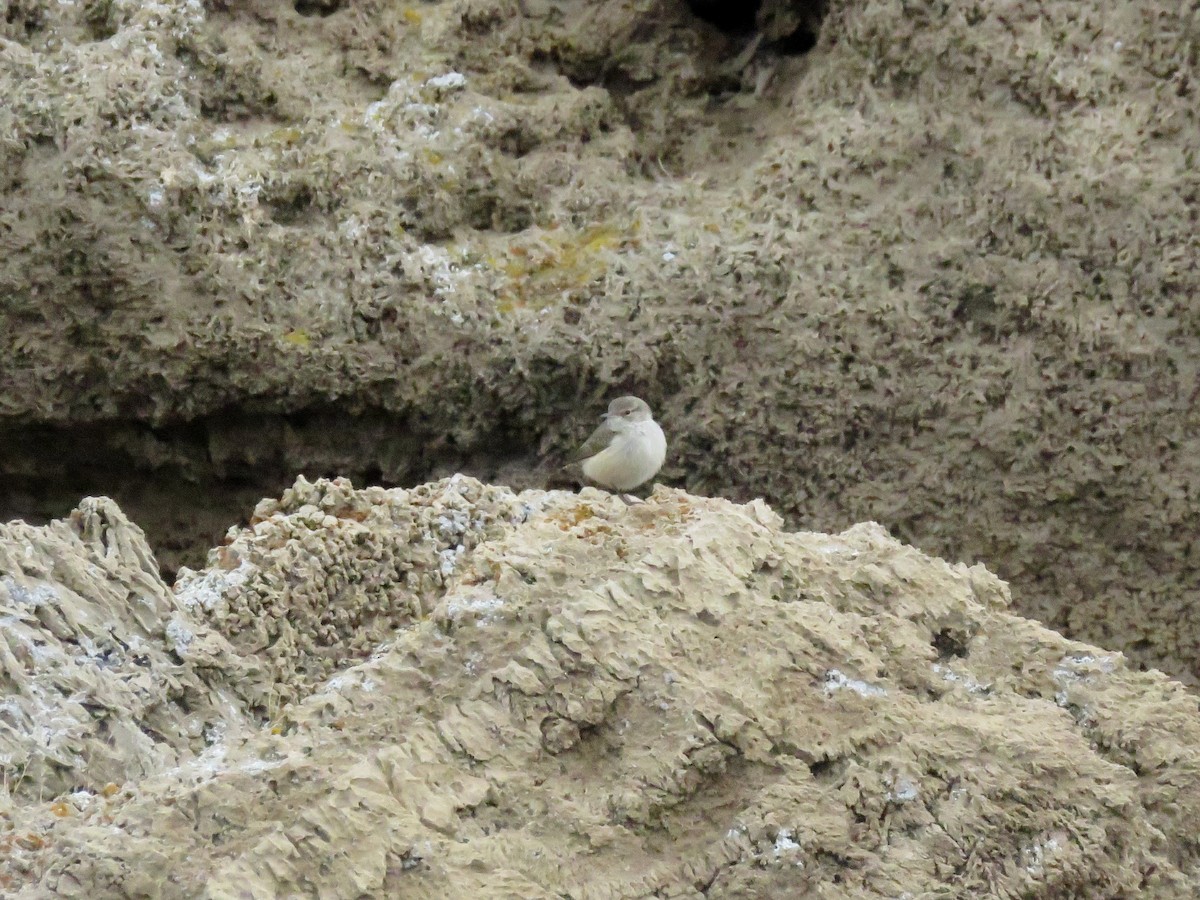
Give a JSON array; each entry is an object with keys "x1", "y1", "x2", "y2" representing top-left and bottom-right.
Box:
[{"x1": 581, "y1": 420, "x2": 666, "y2": 492}]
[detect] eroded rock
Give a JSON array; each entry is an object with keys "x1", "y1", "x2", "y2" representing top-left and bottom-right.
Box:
[
  {"x1": 2, "y1": 0, "x2": 1198, "y2": 686},
  {"x1": 0, "y1": 498, "x2": 260, "y2": 800},
  {"x1": 2, "y1": 480, "x2": 1197, "y2": 897}
]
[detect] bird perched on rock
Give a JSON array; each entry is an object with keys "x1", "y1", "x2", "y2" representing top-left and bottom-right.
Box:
[{"x1": 569, "y1": 396, "x2": 666, "y2": 494}]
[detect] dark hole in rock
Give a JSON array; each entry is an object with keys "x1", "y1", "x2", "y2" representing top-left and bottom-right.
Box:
[
  {"x1": 953, "y1": 286, "x2": 998, "y2": 324},
  {"x1": 294, "y1": 0, "x2": 342, "y2": 17},
  {"x1": 773, "y1": 20, "x2": 819, "y2": 55},
  {"x1": 808, "y1": 757, "x2": 839, "y2": 780},
  {"x1": 268, "y1": 186, "x2": 316, "y2": 226},
  {"x1": 5, "y1": 3, "x2": 47, "y2": 39},
  {"x1": 686, "y1": 0, "x2": 761, "y2": 35},
  {"x1": 686, "y1": 0, "x2": 825, "y2": 55},
  {"x1": 932, "y1": 628, "x2": 970, "y2": 660},
  {"x1": 462, "y1": 189, "x2": 535, "y2": 233},
  {"x1": 78, "y1": 0, "x2": 120, "y2": 41},
  {"x1": 496, "y1": 126, "x2": 539, "y2": 158}
]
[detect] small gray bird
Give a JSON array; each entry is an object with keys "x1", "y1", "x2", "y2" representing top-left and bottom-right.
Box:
[{"x1": 569, "y1": 396, "x2": 667, "y2": 493}]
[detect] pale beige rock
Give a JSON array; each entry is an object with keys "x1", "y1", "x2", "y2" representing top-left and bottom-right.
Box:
[
  {"x1": 2, "y1": 479, "x2": 1198, "y2": 897},
  {"x1": 1, "y1": 0, "x2": 1198, "y2": 690},
  {"x1": 0, "y1": 498, "x2": 261, "y2": 801}
]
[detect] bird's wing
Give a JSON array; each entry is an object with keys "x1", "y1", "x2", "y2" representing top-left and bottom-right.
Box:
[{"x1": 567, "y1": 419, "x2": 616, "y2": 464}]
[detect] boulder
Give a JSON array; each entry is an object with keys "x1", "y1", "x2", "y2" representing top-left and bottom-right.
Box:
[{"x1": 2, "y1": 479, "x2": 1197, "y2": 896}]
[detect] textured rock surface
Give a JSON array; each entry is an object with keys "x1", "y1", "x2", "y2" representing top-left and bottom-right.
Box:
[
  {"x1": 0, "y1": 499, "x2": 261, "y2": 801},
  {"x1": 0, "y1": 0, "x2": 1197, "y2": 685},
  {"x1": 2, "y1": 480, "x2": 1199, "y2": 897}
]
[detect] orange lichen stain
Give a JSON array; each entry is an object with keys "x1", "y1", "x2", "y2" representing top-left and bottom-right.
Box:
[
  {"x1": 16, "y1": 833, "x2": 45, "y2": 850},
  {"x1": 49, "y1": 802, "x2": 71, "y2": 817},
  {"x1": 216, "y1": 546, "x2": 242, "y2": 570},
  {"x1": 282, "y1": 329, "x2": 312, "y2": 347},
  {"x1": 578, "y1": 523, "x2": 616, "y2": 541},
  {"x1": 550, "y1": 504, "x2": 598, "y2": 529},
  {"x1": 101, "y1": 782, "x2": 120, "y2": 798},
  {"x1": 570, "y1": 504, "x2": 598, "y2": 524},
  {"x1": 631, "y1": 499, "x2": 690, "y2": 529}
]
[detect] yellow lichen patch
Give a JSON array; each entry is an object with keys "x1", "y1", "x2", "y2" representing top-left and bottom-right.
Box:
[
  {"x1": 491, "y1": 223, "x2": 632, "y2": 311},
  {"x1": 49, "y1": 801, "x2": 71, "y2": 817},
  {"x1": 281, "y1": 329, "x2": 312, "y2": 347},
  {"x1": 402, "y1": 7, "x2": 422, "y2": 24},
  {"x1": 583, "y1": 226, "x2": 623, "y2": 253},
  {"x1": 269, "y1": 127, "x2": 304, "y2": 146},
  {"x1": 192, "y1": 133, "x2": 239, "y2": 158},
  {"x1": 101, "y1": 783, "x2": 120, "y2": 798}
]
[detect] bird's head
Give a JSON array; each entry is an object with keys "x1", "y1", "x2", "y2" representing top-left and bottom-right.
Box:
[{"x1": 604, "y1": 396, "x2": 653, "y2": 431}]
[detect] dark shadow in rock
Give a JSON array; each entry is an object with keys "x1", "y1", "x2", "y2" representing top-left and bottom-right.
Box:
[
  {"x1": 294, "y1": 0, "x2": 343, "y2": 18},
  {"x1": 0, "y1": 406, "x2": 545, "y2": 579}
]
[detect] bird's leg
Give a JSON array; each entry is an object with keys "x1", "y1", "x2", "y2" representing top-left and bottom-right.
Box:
[{"x1": 618, "y1": 481, "x2": 657, "y2": 505}]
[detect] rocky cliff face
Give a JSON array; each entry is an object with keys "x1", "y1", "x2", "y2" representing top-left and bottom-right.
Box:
[
  {"x1": 2, "y1": 480, "x2": 1198, "y2": 897},
  {"x1": 0, "y1": 0, "x2": 1197, "y2": 682}
]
